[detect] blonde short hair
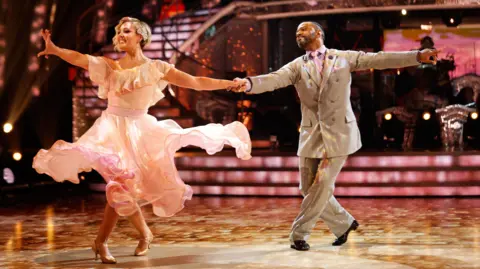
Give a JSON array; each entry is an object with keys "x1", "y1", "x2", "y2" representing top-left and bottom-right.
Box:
[{"x1": 113, "y1": 17, "x2": 152, "y2": 51}]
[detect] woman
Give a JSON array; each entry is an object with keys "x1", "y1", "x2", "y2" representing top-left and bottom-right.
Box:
[{"x1": 33, "y1": 17, "x2": 251, "y2": 264}]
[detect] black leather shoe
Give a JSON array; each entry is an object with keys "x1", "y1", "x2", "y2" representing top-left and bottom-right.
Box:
[
  {"x1": 332, "y1": 220, "x2": 359, "y2": 246},
  {"x1": 290, "y1": 240, "x2": 310, "y2": 251}
]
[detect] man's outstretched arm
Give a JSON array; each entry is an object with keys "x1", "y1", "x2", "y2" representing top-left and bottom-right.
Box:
[
  {"x1": 346, "y1": 49, "x2": 438, "y2": 72},
  {"x1": 232, "y1": 60, "x2": 300, "y2": 94}
]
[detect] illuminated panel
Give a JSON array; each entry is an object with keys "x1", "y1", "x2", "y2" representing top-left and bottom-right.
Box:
[
  {"x1": 345, "y1": 155, "x2": 454, "y2": 167},
  {"x1": 175, "y1": 156, "x2": 298, "y2": 168},
  {"x1": 191, "y1": 186, "x2": 300, "y2": 196},
  {"x1": 458, "y1": 155, "x2": 480, "y2": 166},
  {"x1": 175, "y1": 154, "x2": 480, "y2": 169},
  {"x1": 334, "y1": 186, "x2": 480, "y2": 196},
  {"x1": 190, "y1": 186, "x2": 480, "y2": 196},
  {"x1": 179, "y1": 171, "x2": 480, "y2": 185}
]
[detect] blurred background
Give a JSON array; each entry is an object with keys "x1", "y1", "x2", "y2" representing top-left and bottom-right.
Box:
[{"x1": 1, "y1": 0, "x2": 480, "y2": 199}]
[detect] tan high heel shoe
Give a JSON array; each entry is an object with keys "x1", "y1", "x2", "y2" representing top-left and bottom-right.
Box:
[
  {"x1": 134, "y1": 234, "x2": 153, "y2": 256},
  {"x1": 92, "y1": 240, "x2": 117, "y2": 264}
]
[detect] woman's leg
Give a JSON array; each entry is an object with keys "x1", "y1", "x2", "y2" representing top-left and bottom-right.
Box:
[
  {"x1": 92, "y1": 203, "x2": 119, "y2": 263},
  {"x1": 128, "y1": 209, "x2": 154, "y2": 256}
]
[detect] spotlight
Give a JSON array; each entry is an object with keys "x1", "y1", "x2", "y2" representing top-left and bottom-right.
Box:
[
  {"x1": 3, "y1": 123, "x2": 13, "y2": 133},
  {"x1": 3, "y1": 168, "x2": 15, "y2": 184},
  {"x1": 423, "y1": 112, "x2": 431, "y2": 120},
  {"x1": 384, "y1": 113, "x2": 393, "y2": 121},
  {"x1": 471, "y1": 112, "x2": 478, "y2": 120},
  {"x1": 13, "y1": 152, "x2": 22, "y2": 161},
  {"x1": 442, "y1": 11, "x2": 462, "y2": 27},
  {"x1": 401, "y1": 9, "x2": 407, "y2": 16},
  {"x1": 421, "y1": 24, "x2": 433, "y2": 31}
]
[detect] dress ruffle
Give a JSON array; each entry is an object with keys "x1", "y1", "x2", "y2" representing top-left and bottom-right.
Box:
[{"x1": 87, "y1": 56, "x2": 173, "y2": 105}]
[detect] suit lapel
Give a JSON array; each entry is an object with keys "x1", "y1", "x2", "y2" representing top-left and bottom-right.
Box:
[
  {"x1": 318, "y1": 50, "x2": 337, "y2": 97},
  {"x1": 302, "y1": 58, "x2": 321, "y2": 89}
]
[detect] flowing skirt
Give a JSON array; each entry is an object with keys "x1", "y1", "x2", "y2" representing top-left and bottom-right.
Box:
[{"x1": 33, "y1": 106, "x2": 251, "y2": 217}]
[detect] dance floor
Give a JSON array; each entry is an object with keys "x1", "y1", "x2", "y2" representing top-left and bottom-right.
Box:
[{"x1": 1, "y1": 192, "x2": 479, "y2": 268}]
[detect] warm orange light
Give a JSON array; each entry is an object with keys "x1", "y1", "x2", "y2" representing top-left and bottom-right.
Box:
[
  {"x1": 471, "y1": 112, "x2": 478, "y2": 120},
  {"x1": 384, "y1": 113, "x2": 392, "y2": 121},
  {"x1": 423, "y1": 112, "x2": 431, "y2": 120},
  {"x1": 3, "y1": 123, "x2": 12, "y2": 133},
  {"x1": 13, "y1": 152, "x2": 22, "y2": 161}
]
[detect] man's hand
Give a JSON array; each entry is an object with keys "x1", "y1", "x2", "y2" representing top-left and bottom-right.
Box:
[
  {"x1": 228, "y1": 78, "x2": 249, "y2": 93},
  {"x1": 417, "y1": 49, "x2": 439, "y2": 64}
]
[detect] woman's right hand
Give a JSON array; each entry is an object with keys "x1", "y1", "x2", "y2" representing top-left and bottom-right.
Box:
[{"x1": 37, "y1": 29, "x2": 58, "y2": 59}]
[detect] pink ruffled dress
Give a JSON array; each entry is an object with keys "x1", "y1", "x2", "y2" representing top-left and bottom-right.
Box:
[{"x1": 32, "y1": 55, "x2": 252, "y2": 217}]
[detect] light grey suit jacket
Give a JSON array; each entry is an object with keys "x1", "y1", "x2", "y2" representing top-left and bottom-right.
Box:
[{"x1": 248, "y1": 49, "x2": 420, "y2": 158}]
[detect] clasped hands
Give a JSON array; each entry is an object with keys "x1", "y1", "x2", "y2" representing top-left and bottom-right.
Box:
[{"x1": 226, "y1": 78, "x2": 249, "y2": 93}]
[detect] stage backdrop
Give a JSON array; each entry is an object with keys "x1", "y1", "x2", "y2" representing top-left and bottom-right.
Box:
[{"x1": 383, "y1": 28, "x2": 480, "y2": 78}]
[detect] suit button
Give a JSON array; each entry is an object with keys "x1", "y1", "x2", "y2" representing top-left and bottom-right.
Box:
[{"x1": 336, "y1": 79, "x2": 339, "y2": 82}]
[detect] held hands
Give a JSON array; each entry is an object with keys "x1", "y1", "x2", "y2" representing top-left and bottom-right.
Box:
[
  {"x1": 417, "y1": 49, "x2": 439, "y2": 64},
  {"x1": 37, "y1": 29, "x2": 58, "y2": 59},
  {"x1": 226, "y1": 78, "x2": 249, "y2": 93}
]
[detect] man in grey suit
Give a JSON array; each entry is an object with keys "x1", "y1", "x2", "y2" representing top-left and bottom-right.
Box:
[{"x1": 233, "y1": 21, "x2": 438, "y2": 251}]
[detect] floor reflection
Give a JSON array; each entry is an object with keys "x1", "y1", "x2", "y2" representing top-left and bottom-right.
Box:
[{"x1": 0, "y1": 194, "x2": 479, "y2": 268}]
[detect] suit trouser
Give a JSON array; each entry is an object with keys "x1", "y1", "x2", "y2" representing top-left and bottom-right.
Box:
[{"x1": 289, "y1": 156, "x2": 355, "y2": 242}]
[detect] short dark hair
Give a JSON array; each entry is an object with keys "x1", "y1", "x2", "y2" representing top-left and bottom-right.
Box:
[{"x1": 302, "y1": 21, "x2": 325, "y2": 41}]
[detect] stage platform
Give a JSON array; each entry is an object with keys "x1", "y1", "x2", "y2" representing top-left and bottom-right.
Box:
[{"x1": 85, "y1": 149, "x2": 480, "y2": 197}]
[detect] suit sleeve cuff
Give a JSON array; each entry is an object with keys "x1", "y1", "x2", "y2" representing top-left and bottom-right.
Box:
[{"x1": 245, "y1": 77, "x2": 253, "y2": 92}]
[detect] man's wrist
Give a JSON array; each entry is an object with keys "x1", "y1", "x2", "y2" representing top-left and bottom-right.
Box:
[
  {"x1": 245, "y1": 77, "x2": 253, "y2": 92},
  {"x1": 416, "y1": 50, "x2": 422, "y2": 63}
]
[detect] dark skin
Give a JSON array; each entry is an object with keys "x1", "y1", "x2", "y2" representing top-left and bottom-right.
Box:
[{"x1": 295, "y1": 22, "x2": 323, "y2": 51}]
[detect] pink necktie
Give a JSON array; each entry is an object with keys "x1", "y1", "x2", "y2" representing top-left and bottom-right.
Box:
[{"x1": 310, "y1": 51, "x2": 324, "y2": 78}]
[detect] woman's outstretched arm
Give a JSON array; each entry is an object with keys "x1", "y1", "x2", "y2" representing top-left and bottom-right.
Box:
[
  {"x1": 37, "y1": 29, "x2": 89, "y2": 70},
  {"x1": 164, "y1": 67, "x2": 240, "y2": 91}
]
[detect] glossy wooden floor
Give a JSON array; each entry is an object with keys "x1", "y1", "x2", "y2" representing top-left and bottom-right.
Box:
[{"x1": 1, "y1": 192, "x2": 479, "y2": 268}]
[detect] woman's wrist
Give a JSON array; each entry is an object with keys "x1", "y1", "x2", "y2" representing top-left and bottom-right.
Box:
[
  {"x1": 50, "y1": 45, "x2": 61, "y2": 56},
  {"x1": 222, "y1": 80, "x2": 234, "y2": 89}
]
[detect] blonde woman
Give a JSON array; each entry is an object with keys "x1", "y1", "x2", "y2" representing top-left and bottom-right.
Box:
[{"x1": 33, "y1": 17, "x2": 251, "y2": 264}]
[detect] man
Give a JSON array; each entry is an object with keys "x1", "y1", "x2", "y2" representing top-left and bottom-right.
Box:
[{"x1": 233, "y1": 22, "x2": 437, "y2": 251}]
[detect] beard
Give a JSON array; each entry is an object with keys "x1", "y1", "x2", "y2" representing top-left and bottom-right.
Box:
[{"x1": 296, "y1": 33, "x2": 316, "y2": 50}]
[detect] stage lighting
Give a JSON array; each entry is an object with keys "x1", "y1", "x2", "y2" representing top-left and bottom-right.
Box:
[
  {"x1": 384, "y1": 113, "x2": 393, "y2": 121},
  {"x1": 3, "y1": 123, "x2": 12, "y2": 133},
  {"x1": 423, "y1": 112, "x2": 431, "y2": 120},
  {"x1": 442, "y1": 11, "x2": 462, "y2": 27},
  {"x1": 421, "y1": 24, "x2": 433, "y2": 31},
  {"x1": 471, "y1": 112, "x2": 478, "y2": 120},
  {"x1": 3, "y1": 168, "x2": 14, "y2": 184},
  {"x1": 401, "y1": 9, "x2": 407, "y2": 16},
  {"x1": 13, "y1": 152, "x2": 22, "y2": 161}
]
